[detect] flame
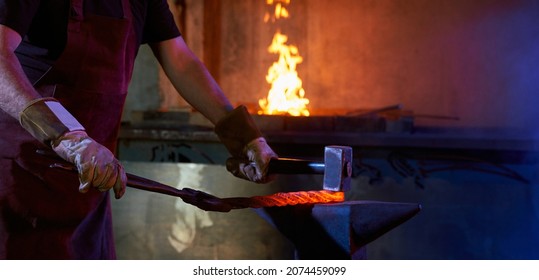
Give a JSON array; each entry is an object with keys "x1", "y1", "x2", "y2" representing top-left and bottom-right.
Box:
[
  {"x1": 264, "y1": 0, "x2": 290, "y2": 23},
  {"x1": 259, "y1": 0, "x2": 310, "y2": 116}
]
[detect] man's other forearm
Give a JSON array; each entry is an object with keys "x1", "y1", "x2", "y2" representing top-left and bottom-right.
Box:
[
  {"x1": 0, "y1": 25, "x2": 41, "y2": 119},
  {"x1": 150, "y1": 37, "x2": 234, "y2": 124}
]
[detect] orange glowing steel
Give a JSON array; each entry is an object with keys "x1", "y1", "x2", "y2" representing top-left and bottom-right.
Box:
[
  {"x1": 260, "y1": 0, "x2": 309, "y2": 116},
  {"x1": 248, "y1": 190, "x2": 345, "y2": 207},
  {"x1": 226, "y1": 190, "x2": 345, "y2": 209}
]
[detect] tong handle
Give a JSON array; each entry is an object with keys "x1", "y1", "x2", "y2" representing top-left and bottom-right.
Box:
[
  {"x1": 47, "y1": 162, "x2": 235, "y2": 212},
  {"x1": 125, "y1": 173, "x2": 234, "y2": 212}
]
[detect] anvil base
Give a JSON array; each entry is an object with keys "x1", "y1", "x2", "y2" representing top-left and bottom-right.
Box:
[{"x1": 255, "y1": 201, "x2": 421, "y2": 259}]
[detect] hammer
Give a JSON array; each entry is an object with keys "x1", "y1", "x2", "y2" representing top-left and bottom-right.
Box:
[{"x1": 267, "y1": 145, "x2": 353, "y2": 192}]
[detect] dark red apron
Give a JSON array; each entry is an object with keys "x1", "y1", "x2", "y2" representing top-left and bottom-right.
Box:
[{"x1": 0, "y1": 0, "x2": 137, "y2": 259}]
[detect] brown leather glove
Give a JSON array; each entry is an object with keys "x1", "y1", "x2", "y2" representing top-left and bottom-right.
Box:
[
  {"x1": 19, "y1": 97, "x2": 126, "y2": 198},
  {"x1": 52, "y1": 131, "x2": 126, "y2": 199},
  {"x1": 214, "y1": 105, "x2": 277, "y2": 183}
]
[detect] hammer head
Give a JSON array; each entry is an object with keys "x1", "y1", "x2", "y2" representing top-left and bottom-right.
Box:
[{"x1": 323, "y1": 146, "x2": 353, "y2": 192}]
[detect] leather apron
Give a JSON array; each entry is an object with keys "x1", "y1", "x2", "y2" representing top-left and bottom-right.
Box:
[{"x1": 0, "y1": 0, "x2": 137, "y2": 259}]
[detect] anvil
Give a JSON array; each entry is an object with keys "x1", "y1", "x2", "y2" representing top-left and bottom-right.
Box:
[{"x1": 256, "y1": 201, "x2": 421, "y2": 259}]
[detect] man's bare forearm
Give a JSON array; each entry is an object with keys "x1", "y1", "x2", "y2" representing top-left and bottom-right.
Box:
[
  {"x1": 0, "y1": 25, "x2": 41, "y2": 119},
  {"x1": 166, "y1": 57, "x2": 233, "y2": 123},
  {"x1": 150, "y1": 37, "x2": 233, "y2": 124}
]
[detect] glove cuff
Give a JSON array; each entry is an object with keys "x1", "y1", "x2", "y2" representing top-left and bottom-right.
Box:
[
  {"x1": 19, "y1": 97, "x2": 85, "y2": 146},
  {"x1": 214, "y1": 105, "x2": 262, "y2": 157}
]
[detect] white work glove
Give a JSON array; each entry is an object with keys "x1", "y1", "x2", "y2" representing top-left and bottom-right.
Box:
[
  {"x1": 214, "y1": 105, "x2": 278, "y2": 183},
  {"x1": 52, "y1": 131, "x2": 127, "y2": 198},
  {"x1": 19, "y1": 97, "x2": 126, "y2": 198},
  {"x1": 226, "y1": 137, "x2": 277, "y2": 183}
]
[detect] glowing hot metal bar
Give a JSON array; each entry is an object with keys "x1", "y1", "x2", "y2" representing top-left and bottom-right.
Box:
[
  {"x1": 126, "y1": 173, "x2": 344, "y2": 212},
  {"x1": 224, "y1": 190, "x2": 344, "y2": 209}
]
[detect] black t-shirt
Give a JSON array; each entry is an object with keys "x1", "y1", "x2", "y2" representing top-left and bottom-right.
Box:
[
  {"x1": 0, "y1": 0, "x2": 180, "y2": 47},
  {"x1": 0, "y1": 0, "x2": 181, "y2": 83}
]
